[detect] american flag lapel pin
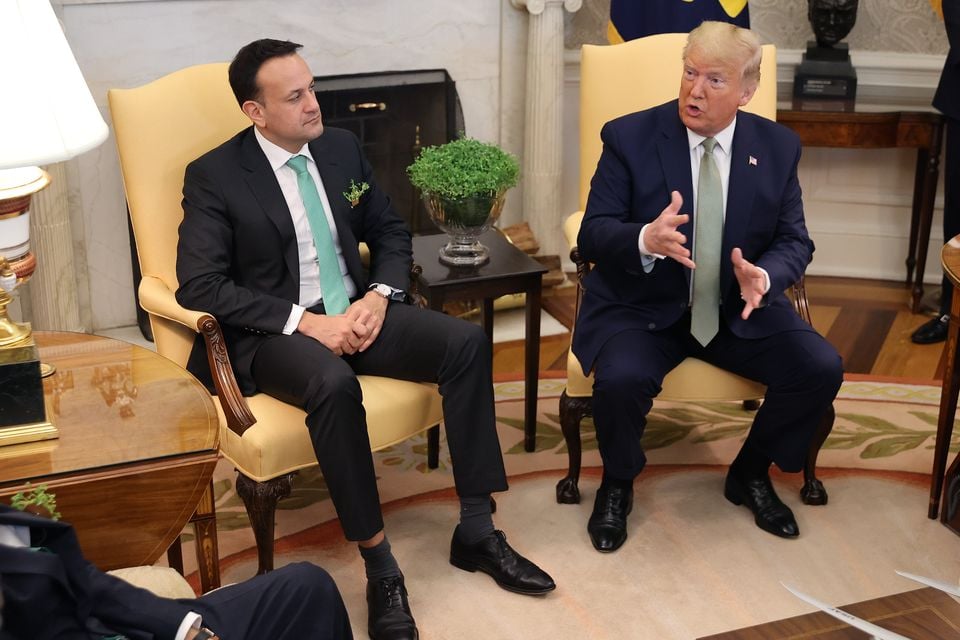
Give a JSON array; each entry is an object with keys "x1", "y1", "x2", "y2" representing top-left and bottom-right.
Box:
[{"x1": 748, "y1": 155, "x2": 758, "y2": 166}]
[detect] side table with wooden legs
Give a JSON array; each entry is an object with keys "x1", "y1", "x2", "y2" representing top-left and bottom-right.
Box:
[{"x1": 412, "y1": 231, "x2": 547, "y2": 453}]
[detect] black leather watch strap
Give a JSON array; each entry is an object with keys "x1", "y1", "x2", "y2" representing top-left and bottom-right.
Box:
[{"x1": 368, "y1": 282, "x2": 407, "y2": 303}]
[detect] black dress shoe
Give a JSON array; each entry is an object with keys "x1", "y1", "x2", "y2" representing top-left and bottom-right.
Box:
[
  {"x1": 449, "y1": 527, "x2": 556, "y2": 595},
  {"x1": 587, "y1": 483, "x2": 633, "y2": 552},
  {"x1": 367, "y1": 574, "x2": 418, "y2": 640},
  {"x1": 911, "y1": 314, "x2": 949, "y2": 344},
  {"x1": 724, "y1": 471, "x2": 799, "y2": 538}
]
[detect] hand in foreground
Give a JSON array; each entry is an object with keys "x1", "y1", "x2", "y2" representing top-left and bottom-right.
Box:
[
  {"x1": 345, "y1": 292, "x2": 389, "y2": 352},
  {"x1": 643, "y1": 191, "x2": 695, "y2": 269},
  {"x1": 297, "y1": 310, "x2": 370, "y2": 356},
  {"x1": 731, "y1": 247, "x2": 766, "y2": 320},
  {"x1": 186, "y1": 628, "x2": 220, "y2": 640}
]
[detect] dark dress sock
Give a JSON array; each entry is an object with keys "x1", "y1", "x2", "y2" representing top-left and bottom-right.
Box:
[
  {"x1": 730, "y1": 438, "x2": 773, "y2": 480},
  {"x1": 600, "y1": 471, "x2": 634, "y2": 491},
  {"x1": 456, "y1": 494, "x2": 495, "y2": 545},
  {"x1": 358, "y1": 536, "x2": 401, "y2": 582}
]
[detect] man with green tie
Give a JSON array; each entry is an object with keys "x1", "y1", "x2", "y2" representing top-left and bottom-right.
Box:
[
  {"x1": 572, "y1": 21, "x2": 843, "y2": 553},
  {"x1": 175, "y1": 39, "x2": 554, "y2": 640}
]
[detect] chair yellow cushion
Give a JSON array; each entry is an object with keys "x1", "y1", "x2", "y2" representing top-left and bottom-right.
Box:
[
  {"x1": 108, "y1": 565, "x2": 196, "y2": 599},
  {"x1": 218, "y1": 377, "x2": 442, "y2": 482},
  {"x1": 566, "y1": 349, "x2": 764, "y2": 402}
]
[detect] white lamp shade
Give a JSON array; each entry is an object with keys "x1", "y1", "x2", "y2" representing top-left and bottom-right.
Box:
[{"x1": 0, "y1": 0, "x2": 109, "y2": 170}]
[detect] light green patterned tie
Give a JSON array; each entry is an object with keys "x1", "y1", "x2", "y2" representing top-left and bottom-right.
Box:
[
  {"x1": 286, "y1": 155, "x2": 350, "y2": 315},
  {"x1": 691, "y1": 137, "x2": 722, "y2": 346}
]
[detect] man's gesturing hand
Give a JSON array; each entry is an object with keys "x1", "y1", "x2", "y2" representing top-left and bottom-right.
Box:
[
  {"x1": 643, "y1": 191, "x2": 695, "y2": 269},
  {"x1": 731, "y1": 248, "x2": 767, "y2": 320}
]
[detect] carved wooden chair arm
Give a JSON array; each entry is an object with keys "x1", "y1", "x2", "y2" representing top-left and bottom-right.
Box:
[
  {"x1": 408, "y1": 263, "x2": 427, "y2": 308},
  {"x1": 138, "y1": 275, "x2": 255, "y2": 436},
  {"x1": 195, "y1": 314, "x2": 256, "y2": 436}
]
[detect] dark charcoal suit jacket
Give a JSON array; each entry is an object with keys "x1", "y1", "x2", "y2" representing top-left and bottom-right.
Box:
[
  {"x1": 0, "y1": 505, "x2": 191, "y2": 640},
  {"x1": 176, "y1": 126, "x2": 412, "y2": 395},
  {"x1": 572, "y1": 100, "x2": 816, "y2": 373},
  {"x1": 934, "y1": 0, "x2": 959, "y2": 120}
]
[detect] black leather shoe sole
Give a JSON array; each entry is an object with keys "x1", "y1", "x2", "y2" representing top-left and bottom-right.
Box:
[
  {"x1": 449, "y1": 552, "x2": 556, "y2": 595},
  {"x1": 911, "y1": 315, "x2": 949, "y2": 345},
  {"x1": 587, "y1": 500, "x2": 632, "y2": 553},
  {"x1": 367, "y1": 575, "x2": 418, "y2": 640},
  {"x1": 369, "y1": 627, "x2": 419, "y2": 640},
  {"x1": 724, "y1": 476, "x2": 799, "y2": 539}
]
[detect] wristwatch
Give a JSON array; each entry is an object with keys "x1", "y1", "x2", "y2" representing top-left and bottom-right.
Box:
[
  {"x1": 368, "y1": 282, "x2": 406, "y2": 302},
  {"x1": 194, "y1": 628, "x2": 217, "y2": 640}
]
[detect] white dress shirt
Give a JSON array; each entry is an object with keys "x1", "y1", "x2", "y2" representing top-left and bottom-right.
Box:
[
  {"x1": 254, "y1": 128, "x2": 358, "y2": 333},
  {"x1": 638, "y1": 116, "x2": 769, "y2": 294}
]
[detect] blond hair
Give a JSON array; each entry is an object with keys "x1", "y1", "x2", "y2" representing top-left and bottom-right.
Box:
[{"x1": 683, "y1": 21, "x2": 762, "y2": 89}]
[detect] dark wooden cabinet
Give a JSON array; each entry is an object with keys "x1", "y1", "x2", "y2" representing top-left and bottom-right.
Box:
[{"x1": 314, "y1": 69, "x2": 463, "y2": 234}]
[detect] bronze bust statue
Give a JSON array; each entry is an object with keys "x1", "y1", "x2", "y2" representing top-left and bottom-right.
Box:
[{"x1": 808, "y1": 0, "x2": 859, "y2": 47}]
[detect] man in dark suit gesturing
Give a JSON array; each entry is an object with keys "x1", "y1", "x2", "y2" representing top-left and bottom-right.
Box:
[
  {"x1": 176, "y1": 39, "x2": 554, "y2": 640},
  {"x1": 573, "y1": 22, "x2": 843, "y2": 553},
  {"x1": 0, "y1": 504, "x2": 350, "y2": 639}
]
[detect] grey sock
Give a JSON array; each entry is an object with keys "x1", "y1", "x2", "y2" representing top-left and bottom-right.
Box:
[
  {"x1": 457, "y1": 494, "x2": 495, "y2": 545},
  {"x1": 358, "y1": 536, "x2": 401, "y2": 582}
]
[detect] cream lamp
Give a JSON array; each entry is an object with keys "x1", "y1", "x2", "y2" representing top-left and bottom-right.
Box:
[{"x1": 0, "y1": 0, "x2": 109, "y2": 445}]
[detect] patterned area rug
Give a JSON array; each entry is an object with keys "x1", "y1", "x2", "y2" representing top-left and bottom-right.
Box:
[{"x1": 180, "y1": 377, "x2": 960, "y2": 638}]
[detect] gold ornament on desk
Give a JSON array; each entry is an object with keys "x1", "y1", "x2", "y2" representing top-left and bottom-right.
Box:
[
  {"x1": 0, "y1": 0, "x2": 109, "y2": 446},
  {"x1": 0, "y1": 172, "x2": 58, "y2": 447}
]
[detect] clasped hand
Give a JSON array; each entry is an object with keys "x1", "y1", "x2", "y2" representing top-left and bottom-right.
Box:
[
  {"x1": 645, "y1": 191, "x2": 766, "y2": 320},
  {"x1": 297, "y1": 292, "x2": 388, "y2": 355}
]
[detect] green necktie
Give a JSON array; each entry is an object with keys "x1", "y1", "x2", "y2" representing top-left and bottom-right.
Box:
[
  {"x1": 286, "y1": 155, "x2": 350, "y2": 315},
  {"x1": 691, "y1": 137, "x2": 722, "y2": 346}
]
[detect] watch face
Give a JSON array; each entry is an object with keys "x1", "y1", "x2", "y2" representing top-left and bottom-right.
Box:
[{"x1": 375, "y1": 284, "x2": 391, "y2": 297}]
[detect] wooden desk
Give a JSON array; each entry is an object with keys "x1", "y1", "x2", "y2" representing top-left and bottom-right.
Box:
[
  {"x1": 0, "y1": 332, "x2": 220, "y2": 590},
  {"x1": 778, "y1": 108, "x2": 945, "y2": 313},
  {"x1": 700, "y1": 588, "x2": 960, "y2": 639},
  {"x1": 412, "y1": 231, "x2": 547, "y2": 452},
  {"x1": 929, "y1": 237, "x2": 960, "y2": 529}
]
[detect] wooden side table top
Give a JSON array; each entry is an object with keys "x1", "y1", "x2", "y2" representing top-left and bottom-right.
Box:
[
  {"x1": 699, "y1": 588, "x2": 960, "y2": 639},
  {"x1": 412, "y1": 230, "x2": 547, "y2": 291},
  {"x1": 943, "y1": 236, "x2": 960, "y2": 288},
  {"x1": 777, "y1": 108, "x2": 943, "y2": 149},
  {"x1": 0, "y1": 331, "x2": 219, "y2": 571},
  {"x1": 0, "y1": 331, "x2": 218, "y2": 483}
]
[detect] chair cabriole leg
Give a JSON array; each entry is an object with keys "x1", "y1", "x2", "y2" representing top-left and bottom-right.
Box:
[{"x1": 235, "y1": 471, "x2": 295, "y2": 574}]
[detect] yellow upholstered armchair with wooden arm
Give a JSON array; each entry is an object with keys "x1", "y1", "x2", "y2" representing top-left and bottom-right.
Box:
[
  {"x1": 555, "y1": 34, "x2": 834, "y2": 507},
  {"x1": 108, "y1": 63, "x2": 443, "y2": 574}
]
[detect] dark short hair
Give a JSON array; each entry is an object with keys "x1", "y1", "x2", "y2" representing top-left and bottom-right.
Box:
[{"x1": 228, "y1": 39, "x2": 303, "y2": 106}]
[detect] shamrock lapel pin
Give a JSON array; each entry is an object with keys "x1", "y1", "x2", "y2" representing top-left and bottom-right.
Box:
[{"x1": 343, "y1": 179, "x2": 370, "y2": 207}]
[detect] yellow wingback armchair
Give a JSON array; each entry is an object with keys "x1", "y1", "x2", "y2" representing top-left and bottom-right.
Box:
[
  {"x1": 555, "y1": 35, "x2": 834, "y2": 507},
  {"x1": 108, "y1": 63, "x2": 443, "y2": 574}
]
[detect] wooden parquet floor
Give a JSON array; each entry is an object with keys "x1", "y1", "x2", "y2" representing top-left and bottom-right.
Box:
[{"x1": 491, "y1": 275, "x2": 948, "y2": 382}]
